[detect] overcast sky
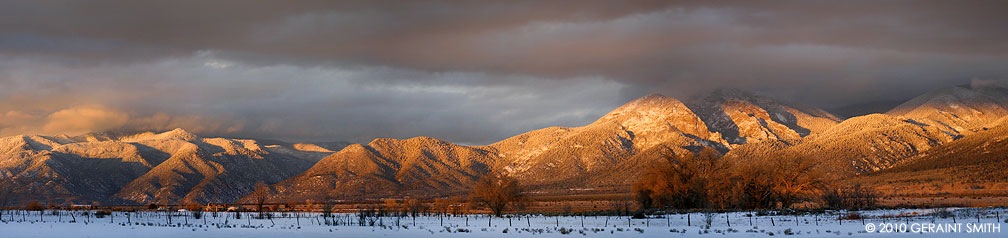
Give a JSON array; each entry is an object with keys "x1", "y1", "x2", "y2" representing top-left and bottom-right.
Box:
[{"x1": 1, "y1": 0, "x2": 1007, "y2": 144}]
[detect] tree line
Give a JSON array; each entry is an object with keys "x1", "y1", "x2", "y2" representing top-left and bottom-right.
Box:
[{"x1": 632, "y1": 148, "x2": 877, "y2": 211}]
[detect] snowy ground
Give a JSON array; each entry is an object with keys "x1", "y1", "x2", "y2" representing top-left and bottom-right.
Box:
[{"x1": 0, "y1": 208, "x2": 1004, "y2": 237}]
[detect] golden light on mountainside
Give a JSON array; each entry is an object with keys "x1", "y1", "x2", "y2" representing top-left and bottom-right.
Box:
[
  {"x1": 2, "y1": 82, "x2": 1006, "y2": 206},
  {"x1": 2, "y1": 2, "x2": 1008, "y2": 237}
]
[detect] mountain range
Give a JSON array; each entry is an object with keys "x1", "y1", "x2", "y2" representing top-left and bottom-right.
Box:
[{"x1": 2, "y1": 80, "x2": 1007, "y2": 205}]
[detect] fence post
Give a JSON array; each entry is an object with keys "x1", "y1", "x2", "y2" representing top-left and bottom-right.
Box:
[{"x1": 726, "y1": 213, "x2": 731, "y2": 227}]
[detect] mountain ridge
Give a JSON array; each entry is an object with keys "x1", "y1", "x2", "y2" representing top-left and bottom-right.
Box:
[
  {"x1": 3, "y1": 82, "x2": 1008, "y2": 205},
  {"x1": 0, "y1": 128, "x2": 347, "y2": 205}
]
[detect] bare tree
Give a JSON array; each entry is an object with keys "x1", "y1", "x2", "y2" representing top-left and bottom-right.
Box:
[
  {"x1": 632, "y1": 148, "x2": 731, "y2": 210},
  {"x1": 0, "y1": 181, "x2": 12, "y2": 211},
  {"x1": 730, "y1": 158, "x2": 777, "y2": 209},
  {"x1": 405, "y1": 198, "x2": 427, "y2": 217},
  {"x1": 252, "y1": 181, "x2": 270, "y2": 219},
  {"x1": 611, "y1": 198, "x2": 633, "y2": 217},
  {"x1": 770, "y1": 155, "x2": 827, "y2": 208},
  {"x1": 304, "y1": 199, "x2": 315, "y2": 213},
  {"x1": 383, "y1": 199, "x2": 400, "y2": 217},
  {"x1": 730, "y1": 153, "x2": 829, "y2": 209},
  {"x1": 185, "y1": 202, "x2": 203, "y2": 219},
  {"x1": 322, "y1": 197, "x2": 335, "y2": 218},
  {"x1": 449, "y1": 196, "x2": 468, "y2": 216},
  {"x1": 469, "y1": 173, "x2": 528, "y2": 217},
  {"x1": 432, "y1": 198, "x2": 449, "y2": 217},
  {"x1": 0, "y1": 182, "x2": 10, "y2": 221}
]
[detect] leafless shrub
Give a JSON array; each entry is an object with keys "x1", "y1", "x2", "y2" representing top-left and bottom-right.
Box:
[
  {"x1": 560, "y1": 202, "x2": 573, "y2": 215},
  {"x1": 703, "y1": 211, "x2": 715, "y2": 229},
  {"x1": 821, "y1": 183, "x2": 878, "y2": 210},
  {"x1": 185, "y1": 203, "x2": 203, "y2": 219},
  {"x1": 94, "y1": 210, "x2": 111, "y2": 218},
  {"x1": 25, "y1": 201, "x2": 44, "y2": 211}
]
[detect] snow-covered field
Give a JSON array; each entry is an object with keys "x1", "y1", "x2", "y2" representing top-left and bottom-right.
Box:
[{"x1": 0, "y1": 208, "x2": 1004, "y2": 237}]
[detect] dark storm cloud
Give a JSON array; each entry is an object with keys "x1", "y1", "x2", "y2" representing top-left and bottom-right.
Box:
[
  {"x1": 1, "y1": 0, "x2": 1007, "y2": 143},
  {"x1": 0, "y1": 53, "x2": 626, "y2": 143}
]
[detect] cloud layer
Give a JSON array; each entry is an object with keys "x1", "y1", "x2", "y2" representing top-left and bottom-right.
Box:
[
  {"x1": 0, "y1": 53, "x2": 625, "y2": 143},
  {"x1": 2, "y1": 1, "x2": 1007, "y2": 143}
]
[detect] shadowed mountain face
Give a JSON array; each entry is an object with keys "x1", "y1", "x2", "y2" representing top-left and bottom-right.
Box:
[
  {"x1": 112, "y1": 135, "x2": 320, "y2": 205},
  {"x1": 724, "y1": 114, "x2": 953, "y2": 176},
  {"x1": 0, "y1": 135, "x2": 169, "y2": 204},
  {"x1": 887, "y1": 80, "x2": 1008, "y2": 135},
  {"x1": 0, "y1": 129, "x2": 344, "y2": 205},
  {"x1": 4, "y1": 83, "x2": 1008, "y2": 205},
  {"x1": 885, "y1": 116, "x2": 1008, "y2": 175},
  {"x1": 685, "y1": 89, "x2": 841, "y2": 145}
]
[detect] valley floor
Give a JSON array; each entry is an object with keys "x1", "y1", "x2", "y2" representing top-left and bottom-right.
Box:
[{"x1": 0, "y1": 208, "x2": 1004, "y2": 237}]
